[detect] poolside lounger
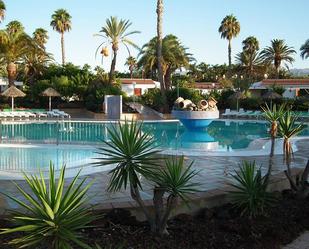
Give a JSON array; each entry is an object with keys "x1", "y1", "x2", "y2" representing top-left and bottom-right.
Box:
[
  {"x1": 52, "y1": 109, "x2": 71, "y2": 118},
  {"x1": 222, "y1": 109, "x2": 231, "y2": 117},
  {"x1": 47, "y1": 111, "x2": 60, "y2": 118},
  {"x1": 237, "y1": 110, "x2": 254, "y2": 118},
  {"x1": 36, "y1": 112, "x2": 48, "y2": 118}
]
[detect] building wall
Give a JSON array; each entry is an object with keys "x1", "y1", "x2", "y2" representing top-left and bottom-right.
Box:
[{"x1": 121, "y1": 84, "x2": 157, "y2": 96}]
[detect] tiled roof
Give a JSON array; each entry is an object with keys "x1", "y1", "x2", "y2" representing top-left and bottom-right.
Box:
[
  {"x1": 120, "y1": 78, "x2": 157, "y2": 84},
  {"x1": 194, "y1": 82, "x2": 221, "y2": 89},
  {"x1": 262, "y1": 79, "x2": 309, "y2": 85}
]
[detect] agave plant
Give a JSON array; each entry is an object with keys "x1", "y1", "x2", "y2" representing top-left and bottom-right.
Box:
[
  {"x1": 0, "y1": 164, "x2": 96, "y2": 249},
  {"x1": 229, "y1": 161, "x2": 274, "y2": 217}
]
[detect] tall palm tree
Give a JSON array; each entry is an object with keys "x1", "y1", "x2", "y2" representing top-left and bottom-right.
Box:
[
  {"x1": 50, "y1": 9, "x2": 72, "y2": 65},
  {"x1": 157, "y1": 0, "x2": 165, "y2": 90},
  {"x1": 0, "y1": 0, "x2": 6, "y2": 23},
  {"x1": 0, "y1": 21, "x2": 32, "y2": 85},
  {"x1": 218, "y1": 14, "x2": 240, "y2": 67},
  {"x1": 260, "y1": 39, "x2": 296, "y2": 78},
  {"x1": 138, "y1": 35, "x2": 193, "y2": 90},
  {"x1": 95, "y1": 16, "x2": 140, "y2": 83},
  {"x1": 125, "y1": 56, "x2": 137, "y2": 78},
  {"x1": 300, "y1": 39, "x2": 309, "y2": 60},
  {"x1": 33, "y1": 28, "x2": 49, "y2": 49}
]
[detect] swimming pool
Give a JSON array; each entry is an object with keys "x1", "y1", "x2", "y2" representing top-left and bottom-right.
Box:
[{"x1": 0, "y1": 120, "x2": 308, "y2": 175}]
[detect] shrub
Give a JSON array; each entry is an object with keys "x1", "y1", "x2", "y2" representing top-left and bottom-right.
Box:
[
  {"x1": 0, "y1": 164, "x2": 96, "y2": 249},
  {"x1": 229, "y1": 161, "x2": 274, "y2": 217}
]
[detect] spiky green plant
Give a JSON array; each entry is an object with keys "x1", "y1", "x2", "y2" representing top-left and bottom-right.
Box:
[
  {"x1": 0, "y1": 164, "x2": 96, "y2": 249},
  {"x1": 261, "y1": 103, "x2": 286, "y2": 181},
  {"x1": 151, "y1": 156, "x2": 200, "y2": 235},
  {"x1": 152, "y1": 156, "x2": 199, "y2": 201},
  {"x1": 95, "y1": 120, "x2": 160, "y2": 225},
  {"x1": 95, "y1": 121, "x2": 199, "y2": 235},
  {"x1": 278, "y1": 110, "x2": 306, "y2": 174},
  {"x1": 229, "y1": 161, "x2": 274, "y2": 217}
]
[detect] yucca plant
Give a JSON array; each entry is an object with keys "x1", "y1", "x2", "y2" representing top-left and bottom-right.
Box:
[
  {"x1": 278, "y1": 111, "x2": 309, "y2": 197},
  {"x1": 151, "y1": 156, "x2": 200, "y2": 235},
  {"x1": 95, "y1": 121, "x2": 199, "y2": 235},
  {"x1": 229, "y1": 161, "x2": 274, "y2": 217},
  {"x1": 0, "y1": 164, "x2": 96, "y2": 249},
  {"x1": 95, "y1": 120, "x2": 160, "y2": 226},
  {"x1": 261, "y1": 103, "x2": 286, "y2": 181}
]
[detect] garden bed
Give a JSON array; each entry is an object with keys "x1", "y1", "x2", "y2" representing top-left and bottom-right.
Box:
[{"x1": 1, "y1": 190, "x2": 309, "y2": 249}]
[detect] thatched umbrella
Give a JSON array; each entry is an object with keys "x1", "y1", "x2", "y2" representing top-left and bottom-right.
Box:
[
  {"x1": 262, "y1": 91, "x2": 282, "y2": 109},
  {"x1": 41, "y1": 87, "x2": 61, "y2": 111},
  {"x1": 1, "y1": 86, "x2": 26, "y2": 111},
  {"x1": 229, "y1": 91, "x2": 246, "y2": 111}
]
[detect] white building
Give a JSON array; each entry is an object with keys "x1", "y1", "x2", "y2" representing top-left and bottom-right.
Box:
[
  {"x1": 193, "y1": 82, "x2": 223, "y2": 95},
  {"x1": 250, "y1": 79, "x2": 309, "y2": 98},
  {"x1": 120, "y1": 78, "x2": 160, "y2": 97},
  {"x1": 0, "y1": 77, "x2": 23, "y2": 92}
]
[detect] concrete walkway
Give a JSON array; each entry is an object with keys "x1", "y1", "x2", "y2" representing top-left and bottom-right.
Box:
[{"x1": 283, "y1": 231, "x2": 309, "y2": 249}]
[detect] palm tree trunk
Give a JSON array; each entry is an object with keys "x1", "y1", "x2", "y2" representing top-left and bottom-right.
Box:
[
  {"x1": 7, "y1": 62, "x2": 17, "y2": 86},
  {"x1": 228, "y1": 39, "x2": 232, "y2": 67},
  {"x1": 109, "y1": 49, "x2": 117, "y2": 83},
  {"x1": 157, "y1": 0, "x2": 168, "y2": 112},
  {"x1": 130, "y1": 68, "x2": 133, "y2": 79},
  {"x1": 61, "y1": 32, "x2": 65, "y2": 65}
]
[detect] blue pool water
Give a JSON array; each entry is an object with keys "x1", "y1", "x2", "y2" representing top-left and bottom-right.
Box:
[{"x1": 0, "y1": 120, "x2": 308, "y2": 173}]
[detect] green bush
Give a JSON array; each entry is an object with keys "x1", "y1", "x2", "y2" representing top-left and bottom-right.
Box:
[
  {"x1": 141, "y1": 87, "x2": 205, "y2": 112},
  {"x1": 239, "y1": 97, "x2": 263, "y2": 110},
  {"x1": 0, "y1": 164, "x2": 96, "y2": 249},
  {"x1": 85, "y1": 80, "x2": 125, "y2": 112},
  {"x1": 229, "y1": 161, "x2": 274, "y2": 217}
]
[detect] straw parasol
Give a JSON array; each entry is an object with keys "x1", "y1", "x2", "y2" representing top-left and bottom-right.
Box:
[
  {"x1": 262, "y1": 91, "x2": 282, "y2": 109},
  {"x1": 41, "y1": 87, "x2": 61, "y2": 111},
  {"x1": 228, "y1": 91, "x2": 246, "y2": 111},
  {"x1": 1, "y1": 86, "x2": 26, "y2": 111}
]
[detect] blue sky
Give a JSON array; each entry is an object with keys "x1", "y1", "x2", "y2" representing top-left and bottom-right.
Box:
[{"x1": 4, "y1": 0, "x2": 309, "y2": 72}]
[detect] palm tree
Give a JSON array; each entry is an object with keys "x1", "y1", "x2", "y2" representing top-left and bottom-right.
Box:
[
  {"x1": 50, "y1": 9, "x2": 72, "y2": 65},
  {"x1": 260, "y1": 39, "x2": 296, "y2": 78},
  {"x1": 218, "y1": 14, "x2": 240, "y2": 67},
  {"x1": 95, "y1": 16, "x2": 140, "y2": 83},
  {"x1": 23, "y1": 46, "x2": 53, "y2": 84},
  {"x1": 235, "y1": 50, "x2": 263, "y2": 78},
  {"x1": 0, "y1": 0, "x2": 6, "y2": 23},
  {"x1": 125, "y1": 56, "x2": 137, "y2": 78},
  {"x1": 0, "y1": 22, "x2": 32, "y2": 85},
  {"x1": 33, "y1": 28, "x2": 49, "y2": 49},
  {"x1": 242, "y1": 36, "x2": 259, "y2": 53},
  {"x1": 138, "y1": 34, "x2": 193, "y2": 90},
  {"x1": 6, "y1": 20, "x2": 24, "y2": 34},
  {"x1": 300, "y1": 39, "x2": 309, "y2": 60},
  {"x1": 157, "y1": 0, "x2": 165, "y2": 90}
]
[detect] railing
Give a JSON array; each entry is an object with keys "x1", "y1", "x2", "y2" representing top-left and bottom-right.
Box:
[{"x1": 0, "y1": 120, "x2": 111, "y2": 146}]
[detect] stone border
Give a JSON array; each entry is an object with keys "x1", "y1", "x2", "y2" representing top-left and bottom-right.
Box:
[{"x1": 93, "y1": 168, "x2": 301, "y2": 221}]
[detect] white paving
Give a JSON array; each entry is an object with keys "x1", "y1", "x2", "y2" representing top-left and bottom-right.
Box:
[{"x1": 283, "y1": 231, "x2": 309, "y2": 249}]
